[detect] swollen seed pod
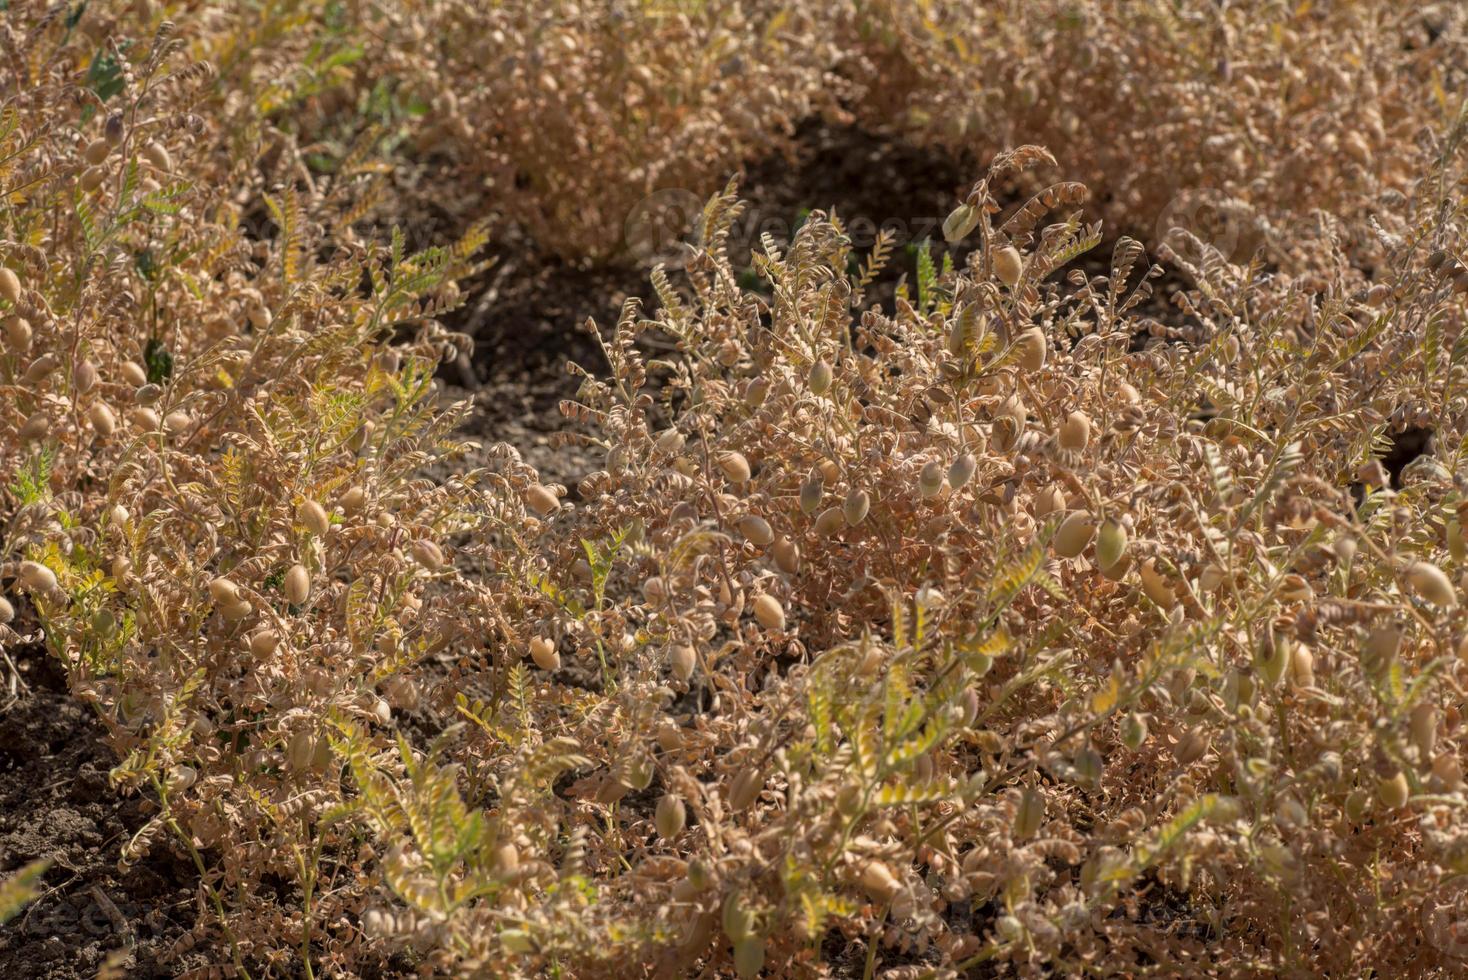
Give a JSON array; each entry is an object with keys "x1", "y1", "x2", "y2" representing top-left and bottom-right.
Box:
[
  {"x1": 943, "y1": 201, "x2": 980, "y2": 243},
  {"x1": 494, "y1": 843, "x2": 520, "y2": 875},
  {"x1": 993, "y1": 245, "x2": 1024, "y2": 287},
  {"x1": 1058, "y1": 410, "x2": 1091, "y2": 451},
  {"x1": 1289, "y1": 643, "x2": 1315, "y2": 688},
  {"x1": 743, "y1": 378, "x2": 769, "y2": 408},
  {"x1": 220, "y1": 599, "x2": 253, "y2": 623},
  {"x1": 771, "y1": 537, "x2": 800, "y2": 575},
  {"x1": 737, "y1": 515, "x2": 775, "y2": 546},
  {"x1": 23, "y1": 353, "x2": 59, "y2": 384},
  {"x1": 843, "y1": 488, "x2": 870, "y2": 526},
  {"x1": 1449, "y1": 521, "x2": 1466, "y2": 563},
  {"x1": 116, "y1": 360, "x2": 145, "y2": 387},
  {"x1": 655, "y1": 428, "x2": 684, "y2": 454},
  {"x1": 134, "y1": 383, "x2": 161, "y2": 405},
  {"x1": 1377, "y1": 770, "x2": 1410, "y2": 809},
  {"x1": 918, "y1": 460, "x2": 945, "y2": 499},
  {"x1": 19, "y1": 561, "x2": 56, "y2": 592},
  {"x1": 1014, "y1": 787, "x2": 1045, "y2": 839},
  {"x1": 1095, "y1": 518, "x2": 1128, "y2": 571},
  {"x1": 1033, "y1": 484, "x2": 1066, "y2": 517},
  {"x1": 1344, "y1": 789, "x2": 1371, "y2": 823},
  {"x1": 1411, "y1": 703, "x2": 1439, "y2": 760},
  {"x1": 753, "y1": 594, "x2": 785, "y2": 631},
  {"x1": 1434, "y1": 752, "x2": 1465, "y2": 791},
  {"x1": 88, "y1": 401, "x2": 116, "y2": 436},
  {"x1": 670, "y1": 644, "x2": 696, "y2": 682},
  {"x1": 1406, "y1": 561, "x2": 1456, "y2": 608},
  {"x1": 1053, "y1": 511, "x2": 1097, "y2": 558},
  {"x1": 0, "y1": 267, "x2": 20, "y2": 304},
  {"x1": 163, "y1": 410, "x2": 192, "y2": 435},
  {"x1": 1174, "y1": 730, "x2": 1209, "y2": 766},
  {"x1": 947, "y1": 453, "x2": 976, "y2": 491},
  {"x1": 1274, "y1": 794, "x2": 1309, "y2": 830},
  {"x1": 208, "y1": 577, "x2": 239, "y2": 604},
  {"x1": 1362, "y1": 627, "x2": 1397, "y2": 674},
  {"x1": 1122, "y1": 712, "x2": 1149, "y2": 750},
  {"x1": 860, "y1": 860, "x2": 902, "y2": 902},
  {"x1": 947, "y1": 307, "x2": 979, "y2": 355},
  {"x1": 992, "y1": 395, "x2": 1027, "y2": 452},
  {"x1": 129, "y1": 406, "x2": 160, "y2": 431},
  {"x1": 19, "y1": 413, "x2": 49, "y2": 441},
  {"x1": 655, "y1": 794, "x2": 686, "y2": 839},
  {"x1": 529, "y1": 636, "x2": 560, "y2": 672},
  {"x1": 287, "y1": 732, "x2": 316, "y2": 771},
  {"x1": 799, "y1": 477, "x2": 824, "y2": 515},
  {"x1": 808, "y1": 359, "x2": 833, "y2": 396},
  {"x1": 722, "y1": 892, "x2": 755, "y2": 942},
  {"x1": 1257, "y1": 631, "x2": 1293, "y2": 689},
  {"x1": 729, "y1": 768, "x2": 764, "y2": 810},
  {"x1": 249, "y1": 629, "x2": 280, "y2": 658},
  {"x1": 141, "y1": 141, "x2": 171, "y2": 172},
  {"x1": 410, "y1": 539, "x2": 444, "y2": 571},
  {"x1": 348, "y1": 420, "x2": 374, "y2": 453},
  {"x1": 717, "y1": 451, "x2": 751, "y2": 484},
  {"x1": 814, "y1": 506, "x2": 844, "y2": 537},
  {"x1": 340, "y1": 486, "x2": 367, "y2": 514},
  {"x1": 83, "y1": 137, "x2": 111, "y2": 165},
  {"x1": 1139, "y1": 560, "x2": 1175, "y2": 608},
  {"x1": 1015, "y1": 327, "x2": 1046, "y2": 373},
  {"x1": 3, "y1": 316, "x2": 30, "y2": 350},
  {"x1": 298, "y1": 499, "x2": 330, "y2": 536},
  {"x1": 960, "y1": 687, "x2": 980, "y2": 726},
  {"x1": 733, "y1": 937, "x2": 765, "y2": 979},
  {"x1": 80, "y1": 166, "x2": 107, "y2": 192},
  {"x1": 0, "y1": 595, "x2": 13, "y2": 624},
  {"x1": 525, "y1": 484, "x2": 560, "y2": 516},
  {"x1": 284, "y1": 564, "x2": 311, "y2": 605}
]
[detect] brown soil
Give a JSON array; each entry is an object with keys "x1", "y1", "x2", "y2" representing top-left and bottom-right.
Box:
[{"x1": 0, "y1": 635, "x2": 204, "y2": 978}]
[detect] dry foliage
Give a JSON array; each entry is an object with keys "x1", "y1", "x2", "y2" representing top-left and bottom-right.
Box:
[
  {"x1": 1, "y1": 3, "x2": 1467, "y2": 979},
  {"x1": 846, "y1": 1, "x2": 1466, "y2": 270}
]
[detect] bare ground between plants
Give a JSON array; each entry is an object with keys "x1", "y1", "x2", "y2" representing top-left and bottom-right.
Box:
[
  {"x1": 0, "y1": 635, "x2": 206, "y2": 978},
  {"x1": 4, "y1": 120, "x2": 1195, "y2": 978}
]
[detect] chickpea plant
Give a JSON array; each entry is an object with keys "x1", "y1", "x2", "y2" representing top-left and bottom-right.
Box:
[{"x1": 1, "y1": 3, "x2": 1467, "y2": 978}]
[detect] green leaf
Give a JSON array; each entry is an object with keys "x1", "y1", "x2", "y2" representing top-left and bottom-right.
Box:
[
  {"x1": 144, "y1": 337, "x2": 173, "y2": 384},
  {"x1": 81, "y1": 47, "x2": 126, "y2": 124}
]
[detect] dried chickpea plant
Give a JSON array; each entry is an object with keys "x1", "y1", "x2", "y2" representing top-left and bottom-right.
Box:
[{"x1": 0, "y1": 2, "x2": 1467, "y2": 979}]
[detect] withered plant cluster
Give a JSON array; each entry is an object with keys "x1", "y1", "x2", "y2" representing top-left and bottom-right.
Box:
[
  {"x1": 232, "y1": 0, "x2": 1468, "y2": 264},
  {"x1": 2, "y1": 3, "x2": 1468, "y2": 979}
]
